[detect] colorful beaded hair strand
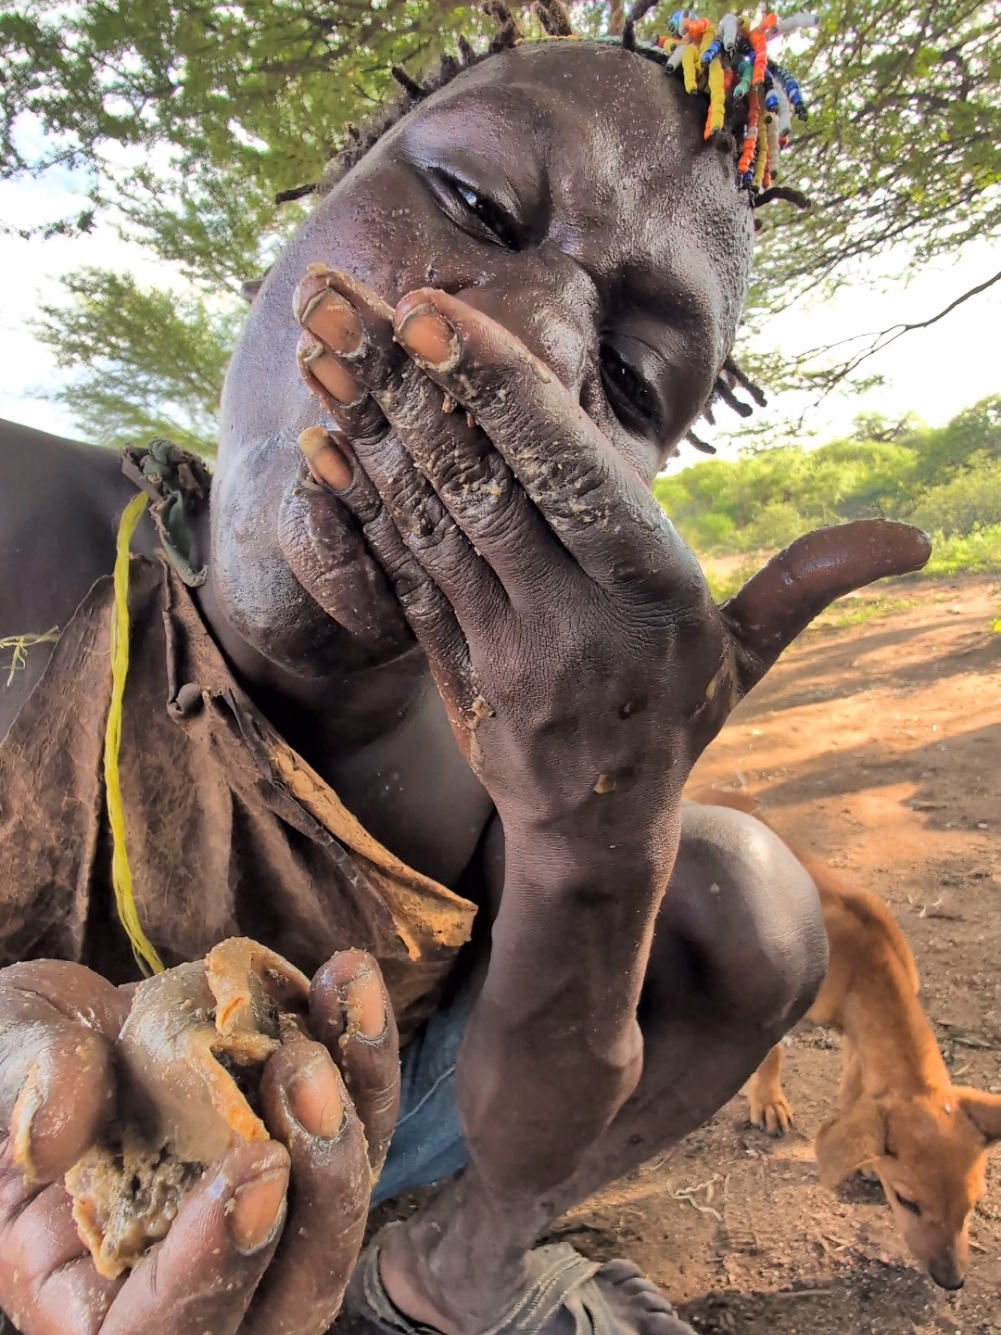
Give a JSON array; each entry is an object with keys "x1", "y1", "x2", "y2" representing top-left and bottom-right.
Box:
[{"x1": 653, "y1": 10, "x2": 817, "y2": 197}]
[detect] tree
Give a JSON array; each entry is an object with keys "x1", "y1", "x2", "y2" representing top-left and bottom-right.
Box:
[
  {"x1": 31, "y1": 270, "x2": 240, "y2": 455},
  {"x1": 2, "y1": 1, "x2": 483, "y2": 285},
  {"x1": 710, "y1": 0, "x2": 1001, "y2": 399},
  {"x1": 2, "y1": 1, "x2": 999, "y2": 449}
]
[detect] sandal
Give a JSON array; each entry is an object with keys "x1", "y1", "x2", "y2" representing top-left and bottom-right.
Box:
[{"x1": 345, "y1": 1222, "x2": 691, "y2": 1335}]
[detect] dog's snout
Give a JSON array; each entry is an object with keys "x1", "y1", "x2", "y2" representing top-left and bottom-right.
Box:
[{"x1": 928, "y1": 1257, "x2": 965, "y2": 1291}]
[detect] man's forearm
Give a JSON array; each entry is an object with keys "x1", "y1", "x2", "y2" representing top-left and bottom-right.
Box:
[{"x1": 454, "y1": 825, "x2": 678, "y2": 1197}]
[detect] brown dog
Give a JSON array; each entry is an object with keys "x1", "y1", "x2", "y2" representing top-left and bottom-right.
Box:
[{"x1": 691, "y1": 787, "x2": 1001, "y2": 1290}]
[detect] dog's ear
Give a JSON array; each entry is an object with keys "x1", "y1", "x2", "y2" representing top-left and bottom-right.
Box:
[
  {"x1": 815, "y1": 1099, "x2": 887, "y2": 1187},
  {"x1": 956, "y1": 1088, "x2": 1001, "y2": 1144}
]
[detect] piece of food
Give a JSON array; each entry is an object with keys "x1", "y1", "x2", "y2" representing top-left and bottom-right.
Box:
[{"x1": 65, "y1": 939, "x2": 311, "y2": 1279}]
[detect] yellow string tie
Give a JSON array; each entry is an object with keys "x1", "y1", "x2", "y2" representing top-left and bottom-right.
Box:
[{"x1": 104, "y1": 491, "x2": 165, "y2": 975}]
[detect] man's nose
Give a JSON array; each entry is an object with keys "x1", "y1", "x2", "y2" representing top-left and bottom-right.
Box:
[
  {"x1": 454, "y1": 275, "x2": 597, "y2": 400},
  {"x1": 928, "y1": 1252, "x2": 965, "y2": 1291}
]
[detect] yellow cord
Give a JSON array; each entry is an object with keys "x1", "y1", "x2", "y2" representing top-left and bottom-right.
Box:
[
  {"x1": 705, "y1": 55, "x2": 726, "y2": 138},
  {"x1": 104, "y1": 492, "x2": 165, "y2": 975},
  {"x1": 681, "y1": 40, "x2": 700, "y2": 93}
]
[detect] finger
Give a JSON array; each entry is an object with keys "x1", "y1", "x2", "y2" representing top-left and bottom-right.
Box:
[
  {"x1": 245, "y1": 1041, "x2": 370, "y2": 1335},
  {"x1": 295, "y1": 269, "x2": 571, "y2": 613},
  {"x1": 293, "y1": 429, "x2": 487, "y2": 755},
  {"x1": 297, "y1": 329, "x2": 388, "y2": 441},
  {"x1": 722, "y1": 520, "x2": 932, "y2": 690},
  {"x1": 102, "y1": 1142, "x2": 290, "y2": 1335},
  {"x1": 0, "y1": 962, "x2": 127, "y2": 1183},
  {"x1": 0, "y1": 1141, "x2": 120, "y2": 1335},
  {"x1": 389, "y1": 287, "x2": 691, "y2": 591},
  {"x1": 277, "y1": 460, "x2": 413, "y2": 656},
  {"x1": 309, "y1": 950, "x2": 400, "y2": 1176}
]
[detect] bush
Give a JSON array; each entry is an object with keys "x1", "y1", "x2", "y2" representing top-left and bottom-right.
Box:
[
  {"x1": 657, "y1": 396, "x2": 1001, "y2": 584},
  {"x1": 907, "y1": 463, "x2": 1001, "y2": 538}
]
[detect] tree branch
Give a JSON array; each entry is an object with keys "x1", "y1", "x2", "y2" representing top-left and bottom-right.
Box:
[{"x1": 796, "y1": 267, "x2": 1001, "y2": 386}]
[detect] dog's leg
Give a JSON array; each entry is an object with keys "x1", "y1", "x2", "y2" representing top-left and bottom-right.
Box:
[
  {"x1": 746, "y1": 1042, "x2": 793, "y2": 1136},
  {"x1": 838, "y1": 1038, "x2": 864, "y2": 1113}
]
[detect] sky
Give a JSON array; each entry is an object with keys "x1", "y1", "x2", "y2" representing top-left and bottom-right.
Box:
[{"x1": 1, "y1": 159, "x2": 999, "y2": 463}]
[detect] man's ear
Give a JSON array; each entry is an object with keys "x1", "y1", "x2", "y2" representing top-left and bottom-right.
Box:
[
  {"x1": 240, "y1": 277, "x2": 264, "y2": 304},
  {"x1": 815, "y1": 1098, "x2": 887, "y2": 1188},
  {"x1": 956, "y1": 1088, "x2": 1001, "y2": 1144}
]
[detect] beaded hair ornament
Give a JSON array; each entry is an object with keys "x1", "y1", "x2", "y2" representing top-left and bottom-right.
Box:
[
  {"x1": 653, "y1": 10, "x2": 817, "y2": 198},
  {"x1": 526, "y1": 4, "x2": 818, "y2": 207}
]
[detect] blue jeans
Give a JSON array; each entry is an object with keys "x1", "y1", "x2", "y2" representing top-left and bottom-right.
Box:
[{"x1": 371, "y1": 971, "x2": 477, "y2": 1205}]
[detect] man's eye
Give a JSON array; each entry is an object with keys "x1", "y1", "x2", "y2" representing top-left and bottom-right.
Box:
[
  {"x1": 600, "y1": 344, "x2": 658, "y2": 433},
  {"x1": 441, "y1": 176, "x2": 521, "y2": 250},
  {"x1": 894, "y1": 1190, "x2": 922, "y2": 1217}
]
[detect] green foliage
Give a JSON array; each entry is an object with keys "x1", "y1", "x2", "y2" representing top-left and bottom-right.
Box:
[
  {"x1": 2, "y1": 1, "x2": 482, "y2": 285},
  {"x1": 656, "y1": 394, "x2": 1001, "y2": 575},
  {"x1": 921, "y1": 524, "x2": 1001, "y2": 577},
  {"x1": 31, "y1": 269, "x2": 241, "y2": 455}
]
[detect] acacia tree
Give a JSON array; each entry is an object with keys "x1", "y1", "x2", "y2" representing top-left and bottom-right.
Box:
[{"x1": 2, "y1": 0, "x2": 999, "y2": 451}]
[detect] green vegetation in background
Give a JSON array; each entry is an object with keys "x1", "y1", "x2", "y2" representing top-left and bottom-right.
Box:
[{"x1": 655, "y1": 397, "x2": 1001, "y2": 601}]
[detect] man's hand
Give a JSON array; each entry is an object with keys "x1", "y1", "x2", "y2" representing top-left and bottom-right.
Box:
[
  {"x1": 290, "y1": 269, "x2": 930, "y2": 858},
  {"x1": 0, "y1": 951, "x2": 399, "y2": 1335}
]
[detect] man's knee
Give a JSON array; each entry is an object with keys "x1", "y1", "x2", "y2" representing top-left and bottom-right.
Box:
[{"x1": 656, "y1": 803, "x2": 828, "y2": 1035}]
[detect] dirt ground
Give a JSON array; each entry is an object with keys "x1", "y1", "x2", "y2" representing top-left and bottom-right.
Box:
[
  {"x1": 368, "y1": 574, "x2": 1001, "y2": 1335},
  {"x1": 561, "y1": 574, "x2": 1001, "y2": 1334}
]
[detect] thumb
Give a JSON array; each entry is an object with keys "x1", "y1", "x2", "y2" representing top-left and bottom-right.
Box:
[{"x1": 722, "y1": 519, "x2": 931, "y2": 692}]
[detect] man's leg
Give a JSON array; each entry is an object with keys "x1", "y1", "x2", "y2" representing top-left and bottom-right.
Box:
[{"x1": 377, "y1": 802, "x2": 827, "y2": 1335}]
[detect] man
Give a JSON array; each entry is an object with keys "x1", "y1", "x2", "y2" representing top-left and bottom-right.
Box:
[{"x1": 0, "y1": 8, "x2": 930, "y2": 1333}]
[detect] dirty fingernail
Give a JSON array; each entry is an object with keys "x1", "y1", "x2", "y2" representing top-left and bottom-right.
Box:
[
  {"x1": 396, "y1": 306, "x2": 460, "y2": 369},
  {"x1": 301, "y1": 291, "x2": 365, "y2": 355},
  {"x1": 289, "y1": 1053, "x2": 344, "y2": 1138},
  {"x1": 303, "y1": 346, "x2": 365, "y2": 406},
  {"x1": 229, "y1": 1171, "x2": 287, "y2": 1252},
  {"x1": 335, "y1": 955, "x2": 387, "y2": 1035},
  {"x1": 9, "y1": 1068, "x2": 43, "y2": 1180},
  {"x1": 298, "y1": 427, "x2": 353, "y2": 491}
]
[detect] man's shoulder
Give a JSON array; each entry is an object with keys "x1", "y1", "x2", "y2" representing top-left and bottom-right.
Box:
[{"x1": 0, "y1": 420, "x2": 150, "y2": 737}]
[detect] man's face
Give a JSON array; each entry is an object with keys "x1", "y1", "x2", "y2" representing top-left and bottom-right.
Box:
[
  {"x1": 225, "y1": 40, "x2": 752, "y2": 472},
  {"x1": 214, "y1": 41, "x2": 754, "y2": 668}
]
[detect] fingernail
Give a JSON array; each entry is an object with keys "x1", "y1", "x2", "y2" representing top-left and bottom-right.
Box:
[
  {"x1": 332, "y1": 951, "x2": 387, "y2": 1039},
  {"x1": 229, "y1": 1171, "x2": 287, "y2": 1252},
  {"x1": 298, "y1": 427, "x2": 353, "y2": 491},
  {"x1": 289, "y1": 1053, "x2": 344, "y2": 1138},
  {"x1": 9, "y1": 1067, "x2": 43, "y2": 1180},
  {"x1": 303, "y1": 346, "x2": 365, "y2": 405},
  {"x1": 396, "y1": 305, "x2": 460, "y2": 369},
  {"x1": 301, "y1": 291, "x2": 365, "y2": 356}
]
